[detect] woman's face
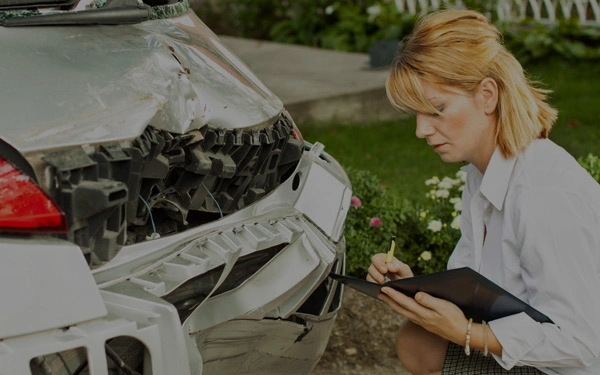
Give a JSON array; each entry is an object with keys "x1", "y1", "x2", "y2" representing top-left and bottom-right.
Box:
[{"x1": 415, "y1": 79, "x2": 498, "y2": 173}]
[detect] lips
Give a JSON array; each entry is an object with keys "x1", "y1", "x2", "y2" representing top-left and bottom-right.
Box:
[{"x1": 432, "y1": 143, "x2": 447, "y2": 151}]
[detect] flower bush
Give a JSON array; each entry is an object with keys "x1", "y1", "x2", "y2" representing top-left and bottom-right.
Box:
[
  {"x1": 344, "y1": 167, "x2": 465, "y2": 277},
  {"x1": 343, "y1": 167, "x2": 405, "y2": 276},
  {"x1": 397, "y1": 171, "x2": 465, "y2": 275}
]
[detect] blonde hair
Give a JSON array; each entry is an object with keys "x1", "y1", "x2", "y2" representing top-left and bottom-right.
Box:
[{"x1": 386, "y1": 9, "x2": 557, "y2": 158}]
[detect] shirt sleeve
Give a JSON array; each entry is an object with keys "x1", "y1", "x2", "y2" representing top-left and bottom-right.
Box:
[{"x1": 489, "y1": 188, "x2": 600, "y2": 369}]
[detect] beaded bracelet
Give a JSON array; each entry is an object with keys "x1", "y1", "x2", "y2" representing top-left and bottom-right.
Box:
[
  {"x1": 482, "y1": 320, "x2": 489, "y2": 356},
  {"x1": 465, "y1": 318, "x2": 473, "y2": 356}
]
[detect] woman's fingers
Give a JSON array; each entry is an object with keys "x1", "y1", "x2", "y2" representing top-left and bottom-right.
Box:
[
  {"x1": 378, "y1": 292, "x2": 419, "y2": 321},
  {"x1": 392, "y1": 291, "x2": 451, "y2": 318},
  {"x1": 381, "y1": 289, "x2": 447, "y2": 326},
  {"x1": 369, "y1": 253, "x2": 414, "y2": 283},
  {"x1": 414, "y1": 292, "x2": 440, "y2": 309},
  {"x1": 387, "y1": 259, "x2": 414, "y2": 278},
  {"x1": 370, "y1": 253, "x2": 388, "y2": 272},
  {"x1": 380, "y1": 289, "x2": 444, "y2": 334},
  {"x1": 367, "y1": 263, "x2": 384, "y2": 284},
  {"x1": 381, "y1": 287, "x2": 424, "y2": 312},
  {"x1": 379, "y1": 288, "x2": 469, "y2": 344}
]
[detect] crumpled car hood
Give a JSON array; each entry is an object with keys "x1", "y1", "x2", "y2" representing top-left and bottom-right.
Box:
[{"x1": 0, "y1": 10, "x2": 283, "y2": 153}]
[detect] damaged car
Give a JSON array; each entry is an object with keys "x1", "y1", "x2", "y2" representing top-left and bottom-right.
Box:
[{"x1": 0, "y1": 0, "x2": 352, "y2": 374}]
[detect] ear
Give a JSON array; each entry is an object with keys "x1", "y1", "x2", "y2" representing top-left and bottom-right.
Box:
[{"x1": 478, "y1": 77, "x2": 498, "y2": 115}]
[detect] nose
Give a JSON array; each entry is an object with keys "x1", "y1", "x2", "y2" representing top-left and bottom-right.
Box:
[{"x1": 415, "y1": 114, "x2": 436, "y2": 139}]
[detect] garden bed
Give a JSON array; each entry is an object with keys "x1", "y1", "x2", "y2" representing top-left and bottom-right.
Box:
[{"x1": 311, "y1": 287, "x2": 410, "y2": 375}]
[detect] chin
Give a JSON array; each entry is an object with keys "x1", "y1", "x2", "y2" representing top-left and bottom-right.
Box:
[{"x1": 438, "y1": 153, "x2": 460, "y2": 163}]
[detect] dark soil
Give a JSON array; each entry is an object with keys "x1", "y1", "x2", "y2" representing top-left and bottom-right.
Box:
[{"x1": 311, "y1": 287, "x2": 411, "y2": 375}]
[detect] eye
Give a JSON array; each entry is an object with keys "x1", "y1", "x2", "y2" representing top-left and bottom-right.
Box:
[{"x1": 430, "y1": 104, "x2": 444, "y2": 117}]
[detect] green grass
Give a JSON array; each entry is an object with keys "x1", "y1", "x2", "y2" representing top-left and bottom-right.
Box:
[
  {"x1": 528, "y1": 59, "x2": 600, "y2": 156},
  {"x1": 299, "y1": 58, "x2": 600, "y2": 203}
]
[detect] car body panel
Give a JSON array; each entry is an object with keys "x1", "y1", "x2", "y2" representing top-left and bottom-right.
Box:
[
  {"x1": 0, "y1": 237, "x2": 107, "y2": 339},
  {"x1": 193, "y1": 317, "x2": 336, "y2": 375},
  {"x1": 0, "y1": 11, "x2": 282, "y2": 153}
]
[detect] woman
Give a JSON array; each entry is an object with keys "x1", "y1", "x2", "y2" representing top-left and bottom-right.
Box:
[{"x1": 367, "y1": 9, "x2": 600, "y2": 375}]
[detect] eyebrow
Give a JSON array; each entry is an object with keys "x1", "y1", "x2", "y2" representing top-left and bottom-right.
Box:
[
  {"x1": 426, "y1": 93, "x2": 444, "y2": 100},
  {"x1": 428, "y1": 97, "x2": 444, "y2": 103}
]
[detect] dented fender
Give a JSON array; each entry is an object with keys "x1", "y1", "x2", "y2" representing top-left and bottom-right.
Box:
[{"x1": 0, "y1": 10, "x2": 282, "y2": 153}]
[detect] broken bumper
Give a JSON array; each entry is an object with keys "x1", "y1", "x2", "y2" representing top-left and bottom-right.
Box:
[{"x1": 0, "y1": 142, "x2": 351, "y2": 375}]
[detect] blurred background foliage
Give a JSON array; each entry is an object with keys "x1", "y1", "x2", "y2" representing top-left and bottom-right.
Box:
[
  {"x1": 195, "y1": 0, "x2": 418, "y2": 53},
  {"x1": 194, "y1": 0, "x2": 600, "y2": 62}
]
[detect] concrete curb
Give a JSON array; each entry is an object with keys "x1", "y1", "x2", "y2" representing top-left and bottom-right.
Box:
[{"x1": 219, "y1": 36, "x2": 406, "y2": 125}]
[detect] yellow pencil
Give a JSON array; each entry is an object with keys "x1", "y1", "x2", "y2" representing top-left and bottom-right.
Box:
[{"x1": 383, "y1": 236, "x2": 396, "y2": 283}]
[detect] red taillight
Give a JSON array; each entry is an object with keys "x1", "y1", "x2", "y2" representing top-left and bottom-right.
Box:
[
  {"x1": 291, "y1": 122, "x2": 305, "y2": 145},
  {"x1": 0, "y1": 156, "x2": 68, "y2": 234}
]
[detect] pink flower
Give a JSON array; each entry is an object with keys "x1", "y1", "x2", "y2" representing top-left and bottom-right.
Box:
[
  {"x1": 351, "y1": 196, "x2": 362, "y2": 208},
  {"x1": 369, "y1": 217, "x2": 382, "y2": 228}
]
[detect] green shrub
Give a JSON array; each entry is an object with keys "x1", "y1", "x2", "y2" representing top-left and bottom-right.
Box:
[
  {"x1": 344, "y1": 167, "x2": 465, "y2": 277},
  {"x1": 193, "y1": 0, "x2": 288, "y2": 40},
  {"x1": 194, "y1": 0, "x2": 417, "y2": 53},
  {"x1": 500, "y1": 19, "x2": 600, "y2": 63},
  {"x1": 578, "y1": 153, "x2": 600, "y2": 182},
  {"x1": 270, "y1": 1, "x2": 417, "y2": 53},
  {"x1": 343, "y1": 167, "x2": 404, "y2": 276},
  {"x1": 195, "y1": 1, "x2": 600, "y2": 63},
  {"x1": 396, "y1": 172, "x2": 464, "y2": 275}
]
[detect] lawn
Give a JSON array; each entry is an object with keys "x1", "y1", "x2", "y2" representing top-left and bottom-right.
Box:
[{"x1": 299, "y1": 58, "x2": 600, "y2": 203}]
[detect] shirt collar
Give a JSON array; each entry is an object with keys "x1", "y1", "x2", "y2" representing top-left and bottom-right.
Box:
[{"x1": 479, "y1": 148, "x2": 517, "y2": 211}]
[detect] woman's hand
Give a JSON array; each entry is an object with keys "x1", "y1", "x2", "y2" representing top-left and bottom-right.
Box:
[
  {"x1": 366, "y1": 253, "x2": 414, "y2": 284},
  {"x1": 367, "y1": 254, "x2": 468, "y2": 344},
  {"x1": 379, "y1": 288, "x2": 468, "y2": 344}
]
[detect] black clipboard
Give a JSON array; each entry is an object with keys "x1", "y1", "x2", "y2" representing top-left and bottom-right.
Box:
[{"x1": 329, "y1": 267, "x2": 553, "y2": 324}]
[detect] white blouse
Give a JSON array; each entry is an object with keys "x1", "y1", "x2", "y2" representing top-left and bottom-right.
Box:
[{"x1": 448, "y1": 139, "x2": 600, "y2": 375}]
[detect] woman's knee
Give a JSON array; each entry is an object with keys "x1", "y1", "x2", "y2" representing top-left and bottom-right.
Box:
[
  {"x1": 394, "y1": 322, "x2": 425, "y2": 373},
  {"x1": 395, "y1": 321, "x2": 448, "y2": 375}
]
